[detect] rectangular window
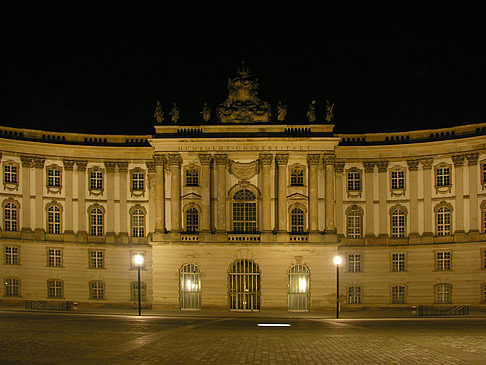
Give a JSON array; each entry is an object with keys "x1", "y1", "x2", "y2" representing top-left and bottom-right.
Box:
[
  {"x1": 4, "y1": 165, "x2": 18, "y2": 184},
  {"x1": 483, "y1": 250, "x2": 486, "y2": 269},
  {"x1": 391, "y1": 170, "x2": 404, "y2": 189},
  {"x1": 348, "y1": 286, "x2": 361, "y2": 304},
  {"x1": 348, "y1": 254, "x2": 361, "y2": 272},
  {"x1": 48, "y1": 248, "x2": 62, "y2": 267},
  {"x1": 5, "y1": 278, "x2": 19, "y2": 297},
  {"x1": 5, "y1": 246, "x2": 19, "y2": 265},
  {"x1": 48, "y1": 280, "x2": 63, "y2": 298},
  {"x1": 436, "y1": 167, "x2": 451, "y2": 186},
  {"x1": 392, "y1": 285, "x2": 405, "y2": 304},
  {"x1": 347, "y1": 172, "x2": 361, "y2": 191},
  {"x1": 47, "y1": 168, "x2": 61, "y2": 187},
  {"x1": 90, "y1": 281, "x2": 105, "y2": 300},
  {"x1": 185, "y1": 169, "x2": 199, "y2": 186},
  {"x1": 89, "y1": 250, "x2": 104, "y2": 269},
  {"x1": 392, "y1": 253, "x2": 406, "y2": 272},
  {"x1": 435, "y1": 284, "x2": 451, "y2": 304},
  {"x1": 90, "y1": 171, "x2": 103, "y2": 190},
  {"x1": 131, "y1": 172, "x2": 144, "y2": 191},
  {"x1": 290, "y1": 168, "x2": 304, "y2": 186},
  {"x1": 436, "y1": 251, "x2": 451, "y2": 271},
  {"x1": 131, "y1": 281, "x2": 147, "y2": 301},
  {"x1": 347, "y1": 214, "x2": 362, "y2": 238}
]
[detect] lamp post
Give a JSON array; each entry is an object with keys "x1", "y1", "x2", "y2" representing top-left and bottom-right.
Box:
[
  {"x1": 133, "y1": 254, "x2": 145, "y2": 316},
  {"x1": 333, "y1": 255, "x2": 342, "y2": 319}
]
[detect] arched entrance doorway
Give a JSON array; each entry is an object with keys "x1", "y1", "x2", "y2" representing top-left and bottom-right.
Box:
[{"x1": 228, "y1": 259, "x2": 261, "y2": 311}]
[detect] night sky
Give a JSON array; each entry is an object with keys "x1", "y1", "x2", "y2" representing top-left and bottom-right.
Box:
[{"x1": 2, "y1": 4, "x2": 486, "y2": 136}]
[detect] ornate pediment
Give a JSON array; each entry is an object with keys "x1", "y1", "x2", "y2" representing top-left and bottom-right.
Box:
[
  {"x1": 228, "y1": 159, "x2": 259, "y2": 180},
  {"x1": 287, "y1": 192, "x2": 308, "y2": 200},
  {"x1": 181, "y1": 192, "x2": 201, "y2": 200}
]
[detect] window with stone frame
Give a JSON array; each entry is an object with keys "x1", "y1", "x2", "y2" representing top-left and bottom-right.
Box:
[
  {"x1": 391, "y1": 253, "x2": 406, "y2": 272},
  {"x1": 482, "y1": 249, "x2": 486, "y2": 270},
  {"x1": 185, "y1": 166, "x2": 199, "y2": 187},
  {"x1": 435, "y1": 202, "x2": 452, "y2": 236},
  {"x1": 47, "y1": 279, "x2": 63, "y2": 298},
  {"x1": 88, "y1": 206, "x2": 104, "y2": 236},
  {"x1": 88, "y1": 166, "x2": 104, "y2": 194},
  {"x1": 232, "y1": 189, "x2": 257, "y2": 233},
  {"x1": 46, "y1": 165, "x2": 62, "y2": 189},
  {"x1": 89, "y1": 280, "x2": 105, "y2": 300},
  {"x1": 434, "y1": 162, "x2": 452, "y2": 193},
  {"x1": 347, "y1": 169, "x2": 361, "y2": 191},
  {"x1": 46, "y1": 203, "x2": 62, "y2": 234},
  {"x1": 130, "y1": 168, "x2": 145, "y2": 196},
  {"x1": 482, "y1": 283, "x2": 486, "y2": 303},
  {"x1": 390, "y1": 206, "x2": 407, "y2": 238},
  {"x1": 348, "y1": 253, "x2": 362, "y2": 272},
  {"x1": 391, "y1": 285, "x2": 406, "y2": 304},
  {"x1": 436, "y1": 251, "x2": 452, "y2": 271},
  {"x1": 481, "y1": 160, "x2": 486, "y2": 188},
  {"x1": 3, "y1": 160, "x2": 19, "y2": 190},
  {"x1": 47, "y1": 248, "x2": 62, "y2": 267},
  {"x1": 290, "y1": 207, "x2": 305, "y2": 233},
  {"x1": 346, "y1": 205, "x2": 363, "y2": 238},
  {"x1": 4, "y1": 277, "x2": 20, "y2": 297},
  {"x1": 290, "y1": 166, "x2": 305, "y2": 186},
  {"x1": 89, "y1": 250, "x2": 104, "y2": 269},
  {"x1": 4, "y1": 245, "x2": 19, "y2": 265},
  {"x1": 347, "y1": 286, "x2": 361, "y2": 304},
  {"x1": 3, "y1": 200, "x2": 19, "y2": 232},
  {"x1": 131, "y1": 281, "x2": 147, "y2": 301},
  {"x1": 435, "y1": 283, "x2": 452, "y2": 304},
  {"x1": 185, "y1": 207, "x2": 199, "y2": 233},
  {"x1": 130, "y1": 207, "x2": 146, "y2": 237},
  {"x1": 391, "y1": 168, "x2": 405, "y2": 190},
  {"x1": 481, "y1": 201, "x2": 486, "y2": 233}
]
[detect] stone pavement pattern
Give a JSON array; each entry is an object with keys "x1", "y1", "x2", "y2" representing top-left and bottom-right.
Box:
[{"x1": 0, "y1": 311, "x2": 485, "y2": 364}]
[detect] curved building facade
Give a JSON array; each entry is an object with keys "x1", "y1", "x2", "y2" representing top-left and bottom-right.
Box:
[{"x1": 1, "y1": 68, "x2": 486, "y2": 312}]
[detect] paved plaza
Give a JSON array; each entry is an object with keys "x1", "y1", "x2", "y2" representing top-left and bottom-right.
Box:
[{"x1": 1, "y1": 310, "x2": 486, "y2": 364}]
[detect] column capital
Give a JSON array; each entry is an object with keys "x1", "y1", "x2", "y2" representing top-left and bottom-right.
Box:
[
  {"x1": 322, "y1": 153, "x2": 336, "y2": 165},
  {"x1": 75, "y1": 160, "x2": 88, "y2": 171},
  {"x1": 63, "y1": 159, "x2": 75, "y2": 170},
  {"x1": 32, "y1": 156, "x2": 45, "y2": 169},
  {"x1": 275, "y1": 153, "x2": 289, "y2": 166},
  {"x1": 117, "y1": 161, "x2": 129, "y2": 172},
  {"x1": 167, "y1": 153, "x2": 183, "y2": 166},
  {"x1": 153, "y1": 153, "x2": 166, "y2": 166},
  {"x1": 145, "y1": 161, "x2": 156, "y2": 173},
  {"x1": 376, "y1": 160, "x2": 389, "y2": 173},
  {"x1": 452, "y1": 154, "x2": 466, "y2": 167},
  {"x1": 20, "y1": 155, "x2": 33, "y2": 168},
  {"x1": 259, "y1": 153, "x2": 273, "y2": 166},
  {"x1": 420, "y1": 158, "x2": 434, "y2": 170},
  {"x1": 407, "y1": 159, "x2": 420, "y2": 171},
  {"x1": 334, "y1": 160, "x2": 345, "y2": 173},
  {"x1": 363, "y1": 162, "x2": 375, "y2": 173},
  {"x1": 198, "y1": 153, "x2": 213, "y2": 165},
  {"x1": 104, "y1": 160, "x2": 117, "y2": 172},
  {"x1": 306, "y1": 153, "x2": 321, "y2": 165},
  {"x1": 214, "y1": 153, "x2": 228, "y2": 166},
  {"x1": 466, "y1": 152, "x2": 479, "y2": 166}
]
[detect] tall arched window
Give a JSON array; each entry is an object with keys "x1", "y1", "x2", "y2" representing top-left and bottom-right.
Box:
[
  {"x1": 89, "y1": 207, "x2": 104, "y2": 236},
  {"x1": 180, "y1": 263, "x2": 202, "y2": 309},
  {"x1": 290, "y1": 208, "x2": 305, "y2": 233},
  {"x1": 185, "y1": 208, "x2": 199, "y2": 233},
  {"x1": 435, "y1": 203, "x2": 452, "y2": 236},
  {"x1": 131, "y1": 208, "x2": 145, "y2": 237},
  {"x1": 346, "y1": 205, "x2": 363, "y2": 238},
  {"x1": 288, "y1": 264, "x2": 310, "y2": 311},
  {"x1": 4, "y1": 202, "x2": 18, "y2": 232},
  {"x1": 391, "y1": 208, "x2": 406, "y2": 238},
  {"x1": 232, "y1": 189, "x2": 256, "y2": 233},
  {"x1": 228, "y1": 259, "x2": 260, "y2": 311},
  {"x1": 47, "y1": 205, "x2": 62, "y2": 234}
]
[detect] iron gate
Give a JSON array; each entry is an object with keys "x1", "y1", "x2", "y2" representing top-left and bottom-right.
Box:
[
  {"x1": 228, "y1": 259, "x2": 261, "y2": 311},
  {"x1": 288, "y1": 264, "x2": 310, "y2": 311},
  {"x1": 180, "y1": 263, "x2": 202, "y2": 310}
]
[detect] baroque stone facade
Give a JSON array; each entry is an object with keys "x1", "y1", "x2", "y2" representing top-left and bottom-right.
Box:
[{"x1": 1, "y1": 68, "x2": 486, "y2": 312}]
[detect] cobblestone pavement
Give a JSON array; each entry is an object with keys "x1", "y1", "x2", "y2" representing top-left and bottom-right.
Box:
[{"x1": 0, "y1": 311, "x2": 485, "y2": 364}]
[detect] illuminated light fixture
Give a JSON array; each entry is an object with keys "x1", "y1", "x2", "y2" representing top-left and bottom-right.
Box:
[
  {"x1": 298, "y1": 277, "x2": 307, "y2": 293},
  {"x1": 257, "y1": 324, "x2": 291, "y2": 327}
]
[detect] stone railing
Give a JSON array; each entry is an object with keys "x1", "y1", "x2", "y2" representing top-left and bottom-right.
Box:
[{"x1": 227, "y1": 233, "x2": 261, "y2": 242}]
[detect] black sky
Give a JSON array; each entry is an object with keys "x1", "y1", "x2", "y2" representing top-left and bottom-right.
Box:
[{"x1": 2, "y1": 4, "x2": 486, "y2": 135}]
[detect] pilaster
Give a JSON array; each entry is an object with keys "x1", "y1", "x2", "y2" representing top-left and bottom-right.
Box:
[
  {"x1": 104, "y1": 161, "x2": 117, "y2": 242},
  {"x1": 421, "y1": 158, "x2": 433, "y2": 236},
  {"x1": 33, "y1": 156, "x2": 45, "y2": 239},
  {"x1": 75, "y1": 160, "x2": 88, "y2": 241},
  {"x1": 20, "y1": 155, "x2": 33, "y2": 236},
  {"x1": 407, "y1": 159, "x2": 420, "y2": 238},
  {"x1": 452, "y1": 154, "x2": 465, "y2": 234},
  {"x1": 117, "y1": 161, "x2": 129, "y2": 238},
  {"x1": 377, "y1": 160, "x2": 388, "y2": 238},
  {"x1": 153, "y1": 154, "x2": 166, "y2": 235},
  {"x1": 63, "y1": 159, "x2": 75, "y2": 237},
  {"x1": 198, "y1": 153, "x2": 213, "y2": 234},
  {"x1": 214, "y1": 153, "x2": 228, "y2": 234},
  {"x1": 276, "y1": 153, "x2": 289, "y2": 233},
  {"x1": 168, "y1": 153, "x2": 182, "y2": 234},
  {"x1": 466, "y1": 153, "x2": 479, "y2": 233},
  {"x1": 363, "y1": 162, "x2": 375, "y2": 240},
  {"x1": 322, "y1": 153, "x2": 336, "y2": 234}
]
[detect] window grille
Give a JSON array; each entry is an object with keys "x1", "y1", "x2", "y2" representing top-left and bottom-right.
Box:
[
  {"x1": 348, "y1": 286, "x2": 361, "y2": 304},
  {"x1": 436, "y1": 167, "x2": 450, "y2": 186},
  {"x1": 437, "y1": 206, "x2": 451, "y2": 235},
  {"x1": 47, "y1": 168, "x2": 61, "y2": 187},
  {"x1": 90, "y1": 250, "x2": 104, "y2": 269},
  {"x1": 180, "y1": 264, "x2": 202, "y2": 309},
  {"x1": 290, "y1": 208, "x2": 305, "y2": 233},
  {"x1": 391, "y1": 170, "x2": 404, "y2": 189},
  {"x1": 48, "y1": 248, "x2": 62, "y2": 267},
  {"x1": 131, "y1": 209, "x2": 145, "y2": 237},
  {"x1": 228, "y1": 259, "x2": 260, "y2": 311},
  {"x1": 47, "y1": 206, "x2": 61, "y2": 234},
  {"x1": 392, "y1": 285, "x2": 405, "y2": 304},
  {"x1": 5, "y1": 278, "x2": 19, "y2": 297},
  {"x1": 131, "y1": 172, "x2": 144, "y2": 191},
  {"x1": 4, "y1": 165, "x2": 17, "y2": 184},
  {"x1": 185, "y1": 168, "x2": 199, "y2": 186},
  {"x1": 288, "y1": 264, "x2": 309, "y2": 311},
  {"x1": 391, "y1": 209, "x2": 405, "y2": 238},
  {"x1": 348, "y1": 254, "x2": 361, "y2": 272},
  {"x1": 436, "y1": 251, "x2": 451, "y2": 271},
  {"x1": 232, "y1": 189, "x2": 257, "y2": 233},
  {"x1": 290, "y1": 168, "x2": 304, "y2": 186},
  {"x1": 347, "y1": 209, "x2": 362, "y2": 238},
  {"x1": 4, "y1": 202, "x2": 18, "y2": 231},
  {"x1": 5, "y1": 246, "x2": 19, "y2": 265},
  {"x1": 90, "y1": 208, "x2": 103, "y2": 236},
  {"x1": 435, "y1": 283, "x2": 451, "y2": 304},
  {"x1": 392, "y1": 253, "x2": 405, "y2": 272},
  {"x1": 185, "y1": 208, "x2": 199, "y2": 233},
  {"x1": 347, "y1": 171, "x2": 361, "y2": 191},
  {"x1": 48, "y1": 279, "x2": 63, "y2": 298},
  {"x1": 90, "y1": 281, "x2": 105, "y2": 299},
  {"x1": 90, "y1": 170, "x2": 103, "y2": 190}
]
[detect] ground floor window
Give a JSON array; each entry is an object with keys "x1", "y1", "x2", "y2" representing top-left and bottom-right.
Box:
[
  {"x1": 89, "y1": 281, "x2": 105, "y2": 300},
  {"x1": 180, "y1": 263, "x2": 201, "y2": 309},
  {"x1": 4, "y1": 277, "x2": 20, "y2": 297},
  {"x1": 348, "y1": 286, "x2": 361, "y2": 304},
  {"x1": 228, "y1": 259, "x2": 260, "y2": 311},
  {"x1": 288, "y1": 264, "x2": 310, "y2": 311},
  {"x1": 435, "y1": 283, "x2": 451, "y2": 304},
  {"x1": 131, "y1": 281, "x2": 146, "y2": 301},
  {"x1": 391, "y1": 285, "x2": 406, "y2": 304},
  {"x1": 47, "y1": 279, "x2": 63, "y2": 298}
]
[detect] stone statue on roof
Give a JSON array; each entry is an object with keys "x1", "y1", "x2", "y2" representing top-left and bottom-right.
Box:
[
  {"x1": 325, "y1": 100, "x2": 334, "y2": 123},
  {"x1": 307, "y1": 100, "x2": 316, "y2": 122},
  {"x1": 201, "y1": 102, "x2": 211, "y2": 122},
  {"x1": 170, "y1": 102, "x2": 179, "y2": 124},
  {"x1": 154, "y1": 100, "x2": 164, "y2": 124},
  {"x1": 277, "y1": 101, "x2": 287, "y2": 122}
]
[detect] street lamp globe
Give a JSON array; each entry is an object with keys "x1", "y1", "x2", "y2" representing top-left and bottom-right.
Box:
[
  {"x1": 333, "y1": 255, "x2": 342, "y2": 265},
  {"x1": 134, "y1": 254, "x2": 144, "y2": 267}
]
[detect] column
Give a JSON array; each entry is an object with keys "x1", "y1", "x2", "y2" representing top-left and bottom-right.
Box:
[
  {"x1": 76, "y1": 160, "x2": 88, "y2": 239},
  {"x1": 421, "y1": 158, "x2": 433, "y2": 236},
  {"x1": 214, "y1": 154, "x2": 228, "y2": 233},
  {"x1": 334, "y1": 161, "x2": 345, "y2": 236},
  {"x1": 33, "y1": 156, "x2": 45, "y2": 236},
  {"x1": 407, "y1": 159, "x2": 420, "y2": 237},
  {"x1": 104, "y1": 161, "x2": 116, "y2": 239},
  {"x1": 199, "y1": 154, "x2": 213, "y2": 233},
  {"x1": 323, "y1": 154, "x2": 336, "y2": 233},
  {"x1": 466, "y1": 153, "x2": 479, "y2": 233},
  {"x1": 117, "y1": 161, "x2": 128, "y2": 237},
  {"x1": 20, "y1": 155, "x2": 32, "y2": 234},
  {"x1": 63, "y1": 159, "x2": 75, "y2": 235},
  {"x1": 168, "y1": 153, "x2": 182, "y2": 233},
  {"x1": 276, "y1": 153, "x2": 289, "y2": 232},
  {"x1": 363, "y1": 162, "x2": 375, "y2": 239},
  {"x1": 153, "y1": 154, "x2": 166, "y2": 234},
  {"x1": 377, "y1": 160, "x2": 388, "y2": 237},
  {"x1": 145, "y1": 161, "x2": 156, "y2": 234},
  {"x1": 259, "y1": 153, "x2": 273, "y2": 233},
  {"x1": 452, "y1": 154, "x2": 465, "y2": 234}
]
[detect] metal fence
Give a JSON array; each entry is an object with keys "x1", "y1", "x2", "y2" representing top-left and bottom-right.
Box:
[
  {"x1": 25, "y1": 300, "x2": 76, "y2": 311},
  {"x1": 418, "y1": 304, "x2": 469, "y2": 316}
]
